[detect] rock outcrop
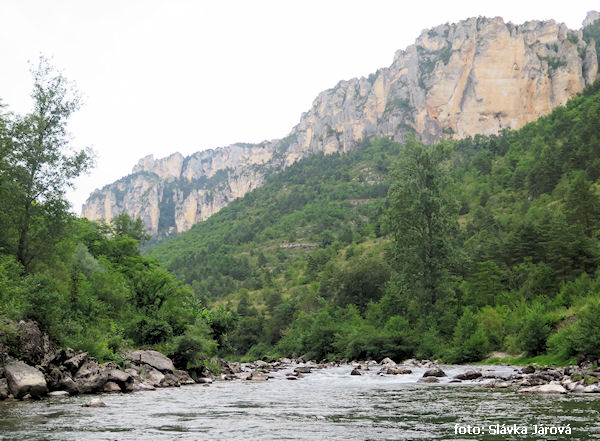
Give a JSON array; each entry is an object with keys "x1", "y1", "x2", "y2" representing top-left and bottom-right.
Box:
[{"x1": 82, "y1": 13, "x2": 600, "y2": 236}]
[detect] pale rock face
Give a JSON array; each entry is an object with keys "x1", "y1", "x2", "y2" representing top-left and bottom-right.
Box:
[
  {"x1": 133, "y1": 153, "x2": 184, "y2": 181},
  {"x1": 82, "y1": 14, "x2": 599, "y2": 236}
]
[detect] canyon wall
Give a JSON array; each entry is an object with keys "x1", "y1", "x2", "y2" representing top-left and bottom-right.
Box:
[{"x1": 83, "y1": 13, "x2": 599, "y2": 236}]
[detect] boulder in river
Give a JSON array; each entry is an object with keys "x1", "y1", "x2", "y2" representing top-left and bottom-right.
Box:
[
  {"x1": 423, "y1": 368, "x2": 446, "y2": 378},
  {"x1": 380, "y1": 357, "x2": 396, "y2": 366},
  {"x1": 83, "y1": 398, "x2": 106, "y2": 407},
  {"x1": 74, "y1": 360, "x2": 108, "y2": 394},
  {"x1": 106, "y1": 369, "x2": 134, "y2": 392},
  {"x1": 294, "y1": 366, "x2": 312, "y2": 374},
  {"x1": 248, "y1": 372, "x2": 269, "y2": 381},
  {"x1": 386, "y1": 368, "x2": 412, "y2": 375},
  {"x1": 401, "y1": 358, "x2": 420, "y2": 367},
  {"x1": 5, "y1": 361, "x2": 48, "y2": 399},
  {"x1": 484, "y1": 380, "x2": 511, "y2": 389},
  {"x1": 519, "y1": 382, "x2": 567, "y2": 394},
  {"x1": 350, "y1": 368, "x2": 361, "y2": 376},
  {"x1": 125, "y1": 350, "x2": 174, "y2": 373},
  {"x1": 521, "y1": 365, "x2": 535, "y2": 374},
  {"x1": 454, "y1": 371, "x2": 482, "y2": 380},
  {"x1": 419, "y1": 377, "x2": 440, "y2": 383},
  {"x1": 159, "y1": 373, "x2": 180, "y2": 388},
  {"x1": 103, "y1": 381, "x2": 121, "y2": 393},
  {"x1": 174, "y1": 369, "x2": 195, "y2": 385}
]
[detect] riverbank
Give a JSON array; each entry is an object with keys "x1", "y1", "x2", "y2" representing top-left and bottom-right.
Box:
[{"x1": 1, "y1": 320, "x2": 599, "y2": 402}]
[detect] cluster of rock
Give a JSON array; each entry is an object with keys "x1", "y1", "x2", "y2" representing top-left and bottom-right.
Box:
[
  {"x1": 509, "y1": 365, "x2": 600, "y2": 394},
  {"x1": 213, "y1": 358, "x2": 340, "y2": 381},
  {"x1": 346, "y1": 357, "x2": 600, "y2": 394},
  {"x1": 348, "y1": 357, "x2": 439, "y2": 376},
  {"x1": 82, "y1": 12, "x2": 600, "y2": 237},
  {"x1": 459, "y1": 364, "x2": 600, "y2": 394},
  {"x1": 3, "y1": 322, "x2": 599, "y2": 401},
  {"x1": 0, "y1": 321, "x2": 208, "y2": 401}
]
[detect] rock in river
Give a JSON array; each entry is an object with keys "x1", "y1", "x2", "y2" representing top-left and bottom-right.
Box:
[
  {"x1": 125, "y1": 350, "x2": 175, "y2": 373},
  {"x1": 454, "y1": 370, "x2": 482, "y2": 380},
  {"x1": 248, "y1": 372, "x2": 269, "y2": 381},
  {"x1": 519, "y1": 382, "x2": 567, "y2": 394},
  {"x1": 521, "y1": 365, "x2": 536, "y2": 374},
  {"x1": 83, "y1": 398, "x2": 106, "y2": 407},
  {"x1": 4, "y1": 361, "x2": 48, "y2": 399},
  {"x1": 423, "y1": 368, "x2": 446, "y2": 378}
]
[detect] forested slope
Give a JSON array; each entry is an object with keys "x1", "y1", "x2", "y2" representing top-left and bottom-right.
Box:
[{"x1": 149, "y1": 81, "x2": 600, "y2": 364}]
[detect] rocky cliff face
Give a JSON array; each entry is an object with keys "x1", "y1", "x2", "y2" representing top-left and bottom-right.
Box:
[{"x1": 83, "y1": 13, "x2": 600, "y2": 236}]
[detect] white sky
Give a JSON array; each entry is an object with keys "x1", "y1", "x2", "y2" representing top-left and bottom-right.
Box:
[{"x1": 0, "y1": 0, "x2": 597, "y2": 213}]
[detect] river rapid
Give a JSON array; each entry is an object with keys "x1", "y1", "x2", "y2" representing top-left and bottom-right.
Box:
[{"x1": 1, "y1": 364, "x2": 599, "y2": 440}]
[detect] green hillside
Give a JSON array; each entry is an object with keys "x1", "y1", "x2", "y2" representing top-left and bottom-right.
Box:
[{"x1": 147, "y1": 81, "x2": 600, "y2": 364}]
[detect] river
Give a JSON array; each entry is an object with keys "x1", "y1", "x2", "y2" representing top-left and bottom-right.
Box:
[{"x1": 1, "y1": 364, "x2": 599, "y2": 440}]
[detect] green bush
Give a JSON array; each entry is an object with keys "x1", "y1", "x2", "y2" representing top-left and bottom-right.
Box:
[
  {"x1": 448, "y1": 308, "x2": 489, "y2": 363},
  {"x1": 569, "y1": 300, "x2": 600, "y2": 361},
  {"x1": 170, "y1": 321, "x2": 217, "y2": 369},
  {"x1": 130, "y1": 316, "x2": 173, "y2": 345},
  {"x1": 519, "y1": 303, "x2": 551, "y2": 356}
]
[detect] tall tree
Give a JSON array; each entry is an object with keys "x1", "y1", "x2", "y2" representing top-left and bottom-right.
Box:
[
  {"x1": 563, "y1": 172, "x2": 600, "y2": 237},
  {"x1": 7, "y1": 57, "x2": 93, "y2": 269},
  {"x1": 0, "y1": 105, "x2": 14, "y2": 253},
  {"x1": 387, "y1": 137, "x2": 459, "y2": 309}
]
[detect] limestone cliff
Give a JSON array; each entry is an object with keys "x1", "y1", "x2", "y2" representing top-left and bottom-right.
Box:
[{"x1": 82, "y1": 13, "x2": 600, "y2": 236}]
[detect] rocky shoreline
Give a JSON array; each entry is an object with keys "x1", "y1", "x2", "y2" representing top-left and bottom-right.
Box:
[{"x1": 1, "y1": 321, "x2": 599, "y2": 402}]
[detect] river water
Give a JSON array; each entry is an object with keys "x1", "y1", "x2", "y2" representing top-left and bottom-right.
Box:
[{"x1": 1, "y1": 364, "x2": 599, "y2": 440}]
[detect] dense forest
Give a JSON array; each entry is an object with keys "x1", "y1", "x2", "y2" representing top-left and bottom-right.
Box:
[{"x1": 2, "y1": 58, "x2": 600, "y2": 368}]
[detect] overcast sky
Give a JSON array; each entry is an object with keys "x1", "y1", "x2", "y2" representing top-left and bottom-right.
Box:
[{"x1": 0, "y1": 1, "x2": 597, "y2": 213}]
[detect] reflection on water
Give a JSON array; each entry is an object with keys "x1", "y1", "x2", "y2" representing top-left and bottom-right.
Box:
[{"x1": 1, "y1": 365, "x2": 599, "y2": 440}]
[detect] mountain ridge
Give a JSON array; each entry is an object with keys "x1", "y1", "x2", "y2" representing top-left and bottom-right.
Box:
[{"x1": 82, "y1": 12, "x2": 600, "y2": 236}]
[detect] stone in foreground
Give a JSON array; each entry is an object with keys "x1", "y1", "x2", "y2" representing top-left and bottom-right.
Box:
[
  {"x1": 83, "y1": 398, "x2": 107, "y2": 407},
  {"x1": 519, "y1": 382, "x2": 567, "y2": 394},
  {"x1": 4, "y1": 361, "x2": 48, "y2": 399}
]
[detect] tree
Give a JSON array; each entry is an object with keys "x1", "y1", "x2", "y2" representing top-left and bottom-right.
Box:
[
  {"x1": 519, "y1": 303, "x2": 551, "y2": 356},
  {"x1": 563, "y1": 172, "x2": 600, "y2": 237},
  {"x1": 569, "y1": 300, "x2": 600, "y2": 361},
  {"x1": 334, "y1": 255, "x2": 390, "y2": 312},
  {"x1": 387, "y1": 137, "x2": 459, "y2": 309},
  {"x1": 111, "y1": 213, "x2": 150, "y2": 244},
  {"x1": 448, "y1": 308, "x2": 489, "y2": 362},
  {"x1": 6, "y1": 57, "x2": 93, "y2": 270},
  {"x1": 0, "y1": 107, "x2": 14, "y2": 252}
]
